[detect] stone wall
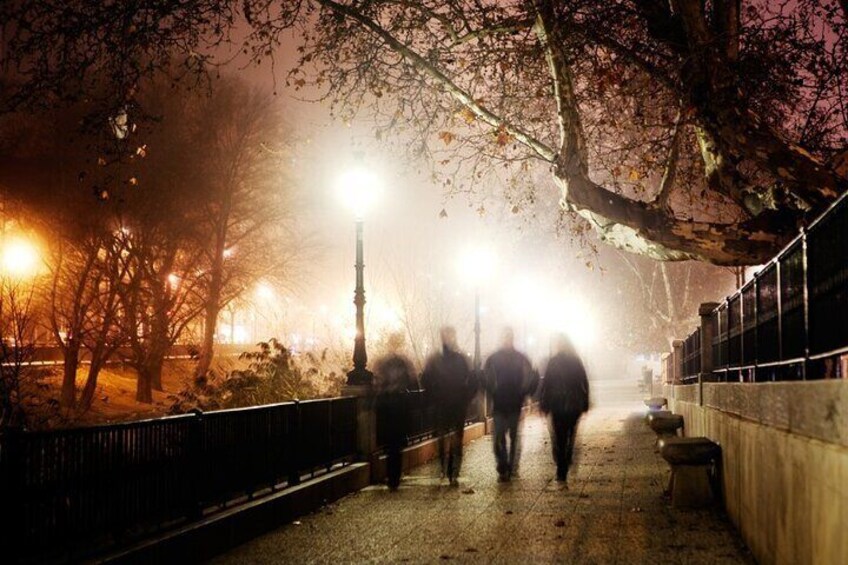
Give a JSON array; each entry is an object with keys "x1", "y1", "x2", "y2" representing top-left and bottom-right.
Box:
[{"x1": 664, "y1": 381, "x2": 848, "y2": 565}]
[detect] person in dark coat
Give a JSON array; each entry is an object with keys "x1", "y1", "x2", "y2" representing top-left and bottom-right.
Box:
[
  {"x1": 484, "y1": 327, "x2": 535, "y2": 482},
  {"x1": 421, "y1": 326, "x2": 476, "y2": 486},
  {"x1": 373, "y1": 333, "x2": 417, "y2": 490},
  {"x1": 539, "y1": 333, "x2": 590, "y2": 484}
]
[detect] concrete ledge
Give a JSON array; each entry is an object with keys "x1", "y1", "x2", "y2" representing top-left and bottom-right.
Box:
[
  {"x1": 101, "y1": 463, "x2": 370, "y2": 564},
  {"x1": 672, "y1": 383, "x2": 700, "y2": 405},
  {"x1": 699, "y1": 381, "x2": 848, "y2": 448},
  {"x1": 668, "y1": 384, "x2": 848, "y2": 565}
]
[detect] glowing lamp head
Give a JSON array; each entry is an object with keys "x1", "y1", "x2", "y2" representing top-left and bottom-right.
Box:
[
  {"x1": 337, "y1": 167, "x2": 381, "y2": 219},
  {"x1": 458, "y1": 246, "x2": 497, "y2": 286},
  {"x1": 255, "y1": 282, "x2": 275, "y2": 301},
  {"x1": 542, "y1": 297, "x2": 597, "y2": 350},
  {"x1": 1, "y1": 237, "x2": 41, "y2": 279}
]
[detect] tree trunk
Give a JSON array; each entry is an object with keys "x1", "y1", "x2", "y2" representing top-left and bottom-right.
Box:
[
  {"x1": 150, "y1": 313, "x2": 169, "y2": 391},
  {"x1": 151, "y1": 361, "x2": 163, "y2": 391},
  {"x1": 194, "y1": 232, "x2": 226, "y2": 379},
  {"x1": 60, "y1": 342, "x2": 80, "y2": 409},
  {"x1": 194, "y1": 292, "x2": 222, "y2": 379},
  {"x1": 150, "y1": 358, "x2": 165, "y2": 393},
  {"x1": 672, "y1": 0, "x2": 845, "y2": 209},
  {"x1": 78, "y1": 358, "x2": 103, "y2": 411},
  {"x1": 148, "y1": 340, "x2": 168, "y2": 392},
  {"x1": 136, "y1": 365, "x2": 153, "y2": 403},
  {"x1": 530, "y1": 3, "x2": 792, "y2": 265}
]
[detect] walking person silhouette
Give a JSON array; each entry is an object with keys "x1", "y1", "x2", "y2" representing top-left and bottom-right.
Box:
[
  {"x1": 421, "y1": 326, "x2": 477, "y2": 486},
  {"x1": 539, "y1": 333, "x2": 590, "y2": 485},
  {"x1": 484, "y1": 327, "x2": 535, "y2": 482},
  {"x1": 373, "y1": 332, "x2": 417, "y2": 490}
]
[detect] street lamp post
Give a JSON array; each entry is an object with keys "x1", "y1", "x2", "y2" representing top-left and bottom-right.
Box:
[
  {"x1": 473, "y1": 289, "x2": 481, "y2": 372},
  {"x1": 338, "y1": 166, "x2": 380, "y2": 386},
  {"x1": 458, "y1": 246, "x2": 495, "y2": 420},
  {"x1": 349, "y1": 217, "x2": 371, "y2": 385}
]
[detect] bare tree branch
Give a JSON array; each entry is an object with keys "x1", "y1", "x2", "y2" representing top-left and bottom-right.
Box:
[{"x1": 652, "y1": 108, "x2": 683, "y2": 212}]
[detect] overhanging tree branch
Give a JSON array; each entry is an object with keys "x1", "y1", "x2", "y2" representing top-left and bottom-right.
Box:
[
  {"x1": 670, "y1": 0, "x2": 847, "y2": 209},
  {"x1": 315, "y1": 0, "x2": 556, "y2": 162},
  {"x1": 651, "y1": 108, "x2": 683, "y2": 212},
  {"x1": 531, "y1": 0, "x2": 787, "y2": 264}
]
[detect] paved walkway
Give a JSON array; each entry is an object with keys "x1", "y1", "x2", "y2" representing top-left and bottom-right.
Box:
[{"x1": 214, "y1": 386, "x2": 753, "y2": 564}]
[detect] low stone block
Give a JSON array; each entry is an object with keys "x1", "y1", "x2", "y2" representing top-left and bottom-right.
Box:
[
  {"x1": 658, "y1": 437, "x2": 720, "y2": 465},
  {"x1": 658, "y1": 437, "x2": 721, "y2": 510},
  {"x1": 647, "y1": 413, "x2": 684, "y2": 437},
  {"x1": 668, "y1": 465, "x2": 714, "y2": 509},
  {"x1": 644, "y1": 409, "x2": 672, "y2": 424}
]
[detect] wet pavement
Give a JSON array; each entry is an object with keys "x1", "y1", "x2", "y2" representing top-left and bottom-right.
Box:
[{"x1": 213, "y1": 381, "x2": 754, "y2": 564}]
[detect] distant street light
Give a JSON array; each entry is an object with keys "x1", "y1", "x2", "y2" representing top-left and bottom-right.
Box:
[
  {"x1": 458, "y1": 245, "x2": 496, "y2": 422},
  {"x1": 540, "y1": 296, "x2": 598, "y2": 351},
  {"x1": 507, "y1": 276, "x2": 540, "y2": 354},
  {"x1": 337, "y1": 166, "x2": 381, "y2": 386},
  {"x1": 1, "y1": 236, "x2": 41, "y2": 280},
  {"x1": 255, "y1": 281, "x2": 275, "y2": 301},
  {"x1": 458, "y1": 246, "x2": 496, "y2": 372}
]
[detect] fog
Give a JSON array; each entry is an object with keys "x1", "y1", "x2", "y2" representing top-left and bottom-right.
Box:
[{"x1": 249, "y1": 98, "x2": 737, "y2": 385}]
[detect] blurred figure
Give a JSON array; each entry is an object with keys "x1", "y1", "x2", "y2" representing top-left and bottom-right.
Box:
[
  {"x1": 422, "y1": 326, "x2": 476, "y2": 486},
  {"x1": 484, "y1": 327, "x2": 535, "y2": 482},
  {"x1": 373, "y1": 332, "x2": 417, "y2": 490},
  {"x1": 641, "y1": 364, "x2": 653, "y2": 395},
  {"x1": 540, "y1": 333, "x2": 590, "y2": 484}
]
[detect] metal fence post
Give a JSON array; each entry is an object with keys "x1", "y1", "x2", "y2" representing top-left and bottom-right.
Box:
[
  {"x1": 188, "y1": 409, "x2": 205, "y2": 520},
  {"x1": 326, "y1": 400, "x2": 333, "y2": 473},
  {"x1": 287, "y1": 401, "x2": 302, "y2": 486},
  {"x1": 341, "y1": 384, "x2": 377, "y2": 462},
  {"x1": 1, "y1": 427, "x2": 25, "y2": 562},
  {"x1": 801, "y1": 229, "x2": 811, "y2": 379},
  {"x1": 699, "y1": 302, "x2": 720, "y2": 383},
  {"x1": 671, "y1": 339, "x2": 684, "y2": 384}
]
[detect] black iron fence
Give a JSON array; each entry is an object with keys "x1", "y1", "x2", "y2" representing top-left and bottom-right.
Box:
[
  {"x1": 374, "y1": 389, "x2": 483, "y2": 451},
  {"x1": 0, "y1": 397, "x2": 357, "y2": 561},
  {"x1": 375, "y1": 390, "x2": 436, "y2": 448},
  {"x1": 682, "y1": 191, "x2": 848, "y2": 382},
  {"x1": 681, "y1": 328, "x2": 701, "y2": 384}
]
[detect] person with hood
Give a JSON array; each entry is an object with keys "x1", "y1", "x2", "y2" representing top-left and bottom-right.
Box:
[
  {"x1": 539, "y1": 333, "x2": 590, "y2": 484},
  {"x1": 421, "y1": 326, "x2": 476, "y2": 486},
  {"x1": 373, "y1": 332, "x2": 417, "y2": 490}
]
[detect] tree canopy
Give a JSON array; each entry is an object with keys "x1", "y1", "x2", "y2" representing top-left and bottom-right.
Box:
[{"x1": 2, "y1": 0, "x2": 847, "y2": 264}]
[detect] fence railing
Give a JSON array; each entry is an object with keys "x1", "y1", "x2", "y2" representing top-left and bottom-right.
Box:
[
  {"x1": 374, "y1": 388, "x2": 484, "y2": 451},
  {"x1": 681, "y1": 190, "x2": 848, "y2": 382},
  {"x1": 375, "y1": 390, "x2": 437, "y2": 448},
  {"x1": 0, "y1": 397, "x2": 357, "y2": 561},
  {"x1": 681, "y1": 328, "x2": 701, "y2": 384},
  {"x1": 3, "y1": 343, "x2": 246, "y2": 367}
]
